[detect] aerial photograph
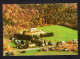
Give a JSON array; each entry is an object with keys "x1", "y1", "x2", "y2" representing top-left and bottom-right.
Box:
[{"x1": 3, "y1": 3, "x2": 78, "y2": 56}]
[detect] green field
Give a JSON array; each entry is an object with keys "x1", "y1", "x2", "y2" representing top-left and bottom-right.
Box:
[
  {"x1": 38, "y1": 25, "x2": 78, "y2": 43},
  {"x1": 15, "y1": 50, "x2": 78, "y2": 56},
  {"x1": 4, "y1": 25, "x2": 78, "y2": 55}
]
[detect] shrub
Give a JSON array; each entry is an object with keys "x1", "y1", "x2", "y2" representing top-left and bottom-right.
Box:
[{"x1": 40, "y1": 32, "x2": 54, "y2": 37}]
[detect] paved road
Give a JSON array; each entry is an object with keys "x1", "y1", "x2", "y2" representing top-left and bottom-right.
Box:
[
  {"x1": 4, "y1": 44, "x2": 77, "y2": 53},
  {"x1": 4, "y1": 46, "x2": 55, "y2": 53}
]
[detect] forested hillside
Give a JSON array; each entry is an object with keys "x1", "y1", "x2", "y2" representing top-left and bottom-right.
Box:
[{"x1": 3, "y1": 3, "x2": 77, "y2": 38}]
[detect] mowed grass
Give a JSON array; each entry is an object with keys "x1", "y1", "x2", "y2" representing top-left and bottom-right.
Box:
[
  {"x1": 3, "y1": 25, "x2": 78, "y2": 56},
  {"x1": 15, "y1": 25, "x2": 78, "y2": 56},
  {"x1": 6, "y1": 42, "x2": 16, "y2": 47},
  {"x1": 15, "y1": 49, "x2": 78, "y2": 56},
  {"x1": 15, "y1": 49, "x2": 38, "y2": 56},
  {"x1": 38, "y1": 25, "x2": 78, "y2": 43},
  {"x1": 3, "y1": 38, "x2": 17, "y2": 48}
]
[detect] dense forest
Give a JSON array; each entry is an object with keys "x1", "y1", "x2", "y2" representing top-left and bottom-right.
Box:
[{"x1": 3, "y1": 3, "x2": 77, "y2": 38}]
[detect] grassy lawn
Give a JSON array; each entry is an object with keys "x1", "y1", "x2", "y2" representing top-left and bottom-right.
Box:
[
  {"x1": 15, "y1": 49, "x2": 39, "y2": 56},
  {"x1": 34, "y1": 51, "x2": 78, "y2": 55},
  {"x1": 6, "y1": 42, "x2": 16, "y2": 47},
  {"x1": 38, "y1": 25, "x2": 78, "y2": 43},
  {"x1": 3, "y1": 38, "x2": 17, "y2": 48},
  {"x1": 15, "y1": 49, "x2": 78, "y2": 56},
  {"x1": 3, "y1": 25, "x2": 78, "y2": 56}
]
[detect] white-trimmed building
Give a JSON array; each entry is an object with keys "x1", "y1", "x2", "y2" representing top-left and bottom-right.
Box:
[{"x1": 30, "y1": 28, "x2": 38, "y2": 32}]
